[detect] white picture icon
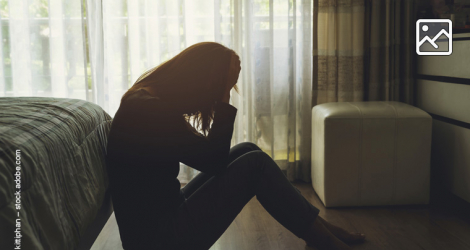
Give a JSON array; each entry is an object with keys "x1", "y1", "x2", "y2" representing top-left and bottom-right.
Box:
[{"x1": 416, "y1": 19, "x2": 452, "y2": 55}]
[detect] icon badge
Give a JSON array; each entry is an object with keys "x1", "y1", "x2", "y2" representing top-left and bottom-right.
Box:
[{"x1": 416, "y1": 19, "x2": 452, "y2": 55}]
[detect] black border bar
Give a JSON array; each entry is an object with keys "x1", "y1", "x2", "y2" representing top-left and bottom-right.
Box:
[
  {"x1": 417, "y1": 74, "x2": 470, "y2": 86},
  {"x1": 429, "y1": 112, "x2": 470, "y2": 130},
  {"x1": 454, "y1": 37, "x2": 470, "y2": 41},
  {"x1": 453, "y1": 29, "x2": 470, "y2": 34}
]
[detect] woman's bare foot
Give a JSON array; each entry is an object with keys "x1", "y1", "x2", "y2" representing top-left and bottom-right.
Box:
[
  {"x1": 303, "y1": 217, "x2": 351, "y2": 250},
  {"x1": 317, "y1": 216, "x2": 366, "y2": 244}
]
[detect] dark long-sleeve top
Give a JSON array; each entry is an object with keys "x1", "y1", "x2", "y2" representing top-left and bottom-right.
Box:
[{"x1": 105, "y1": 89, "x2": 237, "y2": 249}]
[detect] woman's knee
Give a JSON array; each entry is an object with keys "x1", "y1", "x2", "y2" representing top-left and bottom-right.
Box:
[
  {"x1": 236, "y1": 142, "x2": 261, "y2": 151},
  {"x1": 236, "y1": 150, "x2": 273, "y2": 171},
  {"x1": 227, "y1": 150, "x2": 265, "y2": 179},
  {"x1": 230, "y1": 150, "x2": 280, "y2": 184}
]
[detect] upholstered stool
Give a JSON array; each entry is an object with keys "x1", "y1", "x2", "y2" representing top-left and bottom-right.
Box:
[{"x1": 311, "y1": 101, "x2": 432, "y2": 208}]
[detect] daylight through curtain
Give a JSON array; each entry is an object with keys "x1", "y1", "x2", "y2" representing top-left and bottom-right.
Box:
[
  {"x1": 0, "y1": 0, "x2": 313, "y2": 183},
  {"x1": 0, "y1": 0, "x2": 88, "y2": 99},
  {"x1": 88, "y1": 0, "x2": 314, "y2": 183}
]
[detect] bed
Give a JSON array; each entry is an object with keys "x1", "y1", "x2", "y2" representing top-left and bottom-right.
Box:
[{"x1": 0, "y1": 97, "x2": 113, "y2": 250}]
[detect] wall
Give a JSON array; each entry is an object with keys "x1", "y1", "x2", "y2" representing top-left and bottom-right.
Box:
[{"x1": 416, "y1": 32, "x2": 470, "y2": 203}]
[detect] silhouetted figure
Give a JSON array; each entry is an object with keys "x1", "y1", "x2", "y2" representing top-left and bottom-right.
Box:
[{"x1": 105, "y1": 42, "x2": 365, "y2": 250}]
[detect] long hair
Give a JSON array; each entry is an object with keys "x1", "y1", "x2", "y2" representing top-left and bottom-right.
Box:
[{"x1": 122, "y1": 42, "x2": 240, "y2": 136}]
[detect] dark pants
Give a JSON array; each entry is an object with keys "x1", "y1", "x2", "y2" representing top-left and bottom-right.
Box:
[{"x1": 168, "y1": 142, "x2": 320, "y2": 250}]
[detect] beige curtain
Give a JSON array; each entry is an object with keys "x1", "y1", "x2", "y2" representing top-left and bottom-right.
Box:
[
  {"x1": 313, "y1": 0, "x2": 417, "y2": 106},
  {"x1": 365, "y1": 0, "x2": 416, "y2": 103}
]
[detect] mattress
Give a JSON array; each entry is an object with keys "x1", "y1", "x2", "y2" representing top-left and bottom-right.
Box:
[{"x1": 0, "y1": 97, "x2": 112, "y2": 250}]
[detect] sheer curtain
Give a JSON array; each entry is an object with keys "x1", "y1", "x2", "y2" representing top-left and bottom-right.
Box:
[
  {"x1": 0, "y1": 0, "x2": 88, "y2": 99},
  {"x1": 1, "y1": 0, "x2": 313, "y2": 183}
]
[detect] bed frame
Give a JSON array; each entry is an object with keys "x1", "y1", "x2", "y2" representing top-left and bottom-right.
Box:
[{"x1": 77, "y1": 190, "x2": 114, "y2": 250}]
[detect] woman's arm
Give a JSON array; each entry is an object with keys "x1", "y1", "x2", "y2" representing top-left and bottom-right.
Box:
[
  {"x1": 127, "y1": 98, "x2": 237, "y2": 175},
  {"x1": 176, "y1": 101, "x2": 237, "y2": 175}
]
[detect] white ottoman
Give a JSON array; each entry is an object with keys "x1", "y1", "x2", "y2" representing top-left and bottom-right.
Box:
[{"x1": 311, "y1": 101, "x2": 432, "y2": 207}]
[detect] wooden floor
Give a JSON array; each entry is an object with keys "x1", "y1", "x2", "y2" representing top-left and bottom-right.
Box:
[{"x1": 91, "y1": 182, "x2": 470, "y2": 250}]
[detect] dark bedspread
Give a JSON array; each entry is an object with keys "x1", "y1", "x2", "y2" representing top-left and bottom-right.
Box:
[{"x1": 0, "y1": 97, "x2": 112, "y2": 250}]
